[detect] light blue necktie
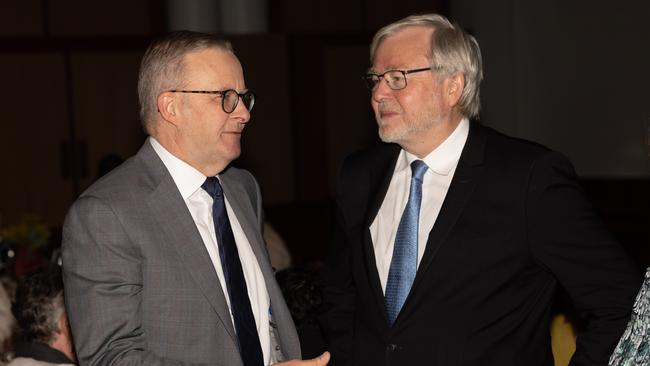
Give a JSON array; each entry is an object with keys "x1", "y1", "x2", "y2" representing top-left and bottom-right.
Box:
[{"x1": 385, "y1": 160, "x2": 428, "y2": 326}]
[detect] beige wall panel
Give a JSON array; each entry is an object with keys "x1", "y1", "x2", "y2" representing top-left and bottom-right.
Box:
[
  {"x1": 230, "y1": 35, "x2": 295, "y2": 204},
  {"x1": 49, "y1": 0, "x2": 151, "y2": 35},
  {"x1": 0, "y1": 1, "x2": 44, "y2": 36},
  {"x1": 324, "y1": 46, "x2": 377, "y2": 195},
  {"x1": 365, "y1": 0, "x2": 444, "y2": 32},
  {"x1": 0, "y1": 53, "x2": 71, "y2": 227},
  {"x1": 280, "y1": 0, "x2": 362, "y2": 32},
  {"x1": 70, "y1": 51, "x2": 146, "y2": 191},
  {"x1": 450, "y1": 0, "x2": 650, "y2": 177}
]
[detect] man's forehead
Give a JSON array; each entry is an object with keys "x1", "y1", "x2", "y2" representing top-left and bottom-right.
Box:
[
  {"x1": 371, "y1": 26, "x2": 433, "y2": 71},
  {"x1": 183, "y1": 48, "x2": 239, "y2": 67},
  {"x1": 182, "y1": 48, "x2": 244, "y2": 87}
]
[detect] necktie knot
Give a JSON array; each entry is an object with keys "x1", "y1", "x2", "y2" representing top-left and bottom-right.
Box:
[
  {"x1": 410, "y1": 160, "x2": 428, "y2": 183},
  {"x1": 201, "y1": 176, "x2": 223, "y2": 198}
]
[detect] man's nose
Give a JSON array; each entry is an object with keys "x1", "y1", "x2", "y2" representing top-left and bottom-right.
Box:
[
  {"x1": 372, "y1": 77, "x2": 393, "y2": 103},
  {"x1": 231, "y1": 99, "x2": 251, "y2": 123}
]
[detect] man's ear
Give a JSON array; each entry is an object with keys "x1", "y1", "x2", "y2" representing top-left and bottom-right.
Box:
[
  {"x1": 57, "y1": 313, "x2": 67, "y2": 335},
  {"x1": 444, "y1": 72, "x2": 465, "y2": 108},
  {"x1": 157, "y1": 91, "x2": 179, "y2": 124}
]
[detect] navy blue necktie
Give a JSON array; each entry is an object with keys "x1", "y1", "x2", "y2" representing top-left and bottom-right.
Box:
[
  {"x1": 385, "y1": 160, "x2": 428, "y2": 326},
  {"x1": 202, "y1": 177, "x2": 263, "y2": 366}
]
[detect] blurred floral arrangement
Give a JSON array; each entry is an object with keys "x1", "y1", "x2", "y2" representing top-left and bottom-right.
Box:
[{"x1": 0, "y1": 215, "x2": 50, "y2": 249}]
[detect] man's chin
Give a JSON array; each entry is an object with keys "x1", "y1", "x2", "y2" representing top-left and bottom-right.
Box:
[
  {"x1": 221, "y1": 145, "x2": 241, "y2": 164},
  {"x1": 378, "y1": 127, "x2": 403, "y2": 144},
  {"x1": 229, "y1": 150, "x2": 241, "y2": 162},
  {"x1": 378, "y1": 134, "x2": 394, "y2": 143}
]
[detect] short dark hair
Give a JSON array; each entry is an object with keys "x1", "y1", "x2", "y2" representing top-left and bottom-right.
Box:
[{"x1": 12, "y1": 267, "x2": 64, "y2": 344}]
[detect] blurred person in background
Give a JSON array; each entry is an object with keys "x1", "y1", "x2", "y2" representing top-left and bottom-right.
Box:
[
  {"x1": 277, "y1": 268, "x2": 326, "y2": 359},
  {"x1": 0, "y1": 238, "x2": 16, "y2": 361},
  {"x1": 9, "y1": 266, "x2": 75, "y2": 366},
  {"x1": 609, "y1": 267, "x2": 650, "y2": 365}
]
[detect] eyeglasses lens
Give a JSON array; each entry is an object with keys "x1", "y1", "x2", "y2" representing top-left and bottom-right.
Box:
[
  {"x1": 241, "y1": 92, "x2": 254, "y2": 112},
  {"x1": 386, "y1": 71, "x2": 406, "y2": 90},
  {"x1": 363, "y1": 71, "x2": 407, "y2": 91},
  {"x1": 222, "y1": 90, "x2": 255, "y2": 113}
]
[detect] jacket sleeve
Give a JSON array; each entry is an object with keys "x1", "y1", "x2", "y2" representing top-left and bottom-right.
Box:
[
  {"x1": 319, "y1": 159, "x2": 360, "y2": 366},
  {"x1": 525, "y1": 151, "x2": 642, "y2": 365},
  {"x1": 62, "y1": 196, "x2": 209, "y2": 366}
]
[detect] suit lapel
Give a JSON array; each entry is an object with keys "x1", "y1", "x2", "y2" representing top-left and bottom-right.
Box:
[
  {"x1": 219, "y1": 172, "x2": 272, "y2": 279},
  {"x1": 360, "y1": 126, "x2": 487, "y2": 326},
  {"x1": 220, "y1": 170, "x2": 301, "y2": 358},
  {"x1": 139, "y1": 142, "x2": 237, "y2": 341},
  {"x1": 362, "y1": 145, "x2": 401, "y2": 323},
  {"x1": 408, "y1": 122, "x2": 487, "y2": 296}
]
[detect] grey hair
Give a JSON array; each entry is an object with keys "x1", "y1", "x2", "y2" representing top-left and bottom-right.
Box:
[
  {"x1": 370, "y1": 14, "x2": 483, "y2": 119},
  {"x1": 137, "y1": 30, "x2": 234, "y2": 134},
  {"x1": 12, "y1": 267, "x2": 65, "y2": 344}
]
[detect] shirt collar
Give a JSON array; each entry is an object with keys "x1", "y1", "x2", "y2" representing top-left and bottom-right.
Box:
[
  {"x1": 14, "y1": 341, "x2": 75, "y2": 364},
  {"x1": 398, "y1": 118, "x2": 470, "y2": 176},
  {"x1": 149, "y1": 137, "x2": 208, "y2": 199}
]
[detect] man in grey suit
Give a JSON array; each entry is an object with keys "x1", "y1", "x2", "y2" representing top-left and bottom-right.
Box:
[{"x1": 62, "y1": 31, "x2": 329, "y2": 366}]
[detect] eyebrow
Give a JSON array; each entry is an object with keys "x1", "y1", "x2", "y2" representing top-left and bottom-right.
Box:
[
  {"x1": 216, "y1": 87, "x2": 250, "y2": 93},
  {"x1": 367, "y1": 65, "x2": 410, "y2": 74}
]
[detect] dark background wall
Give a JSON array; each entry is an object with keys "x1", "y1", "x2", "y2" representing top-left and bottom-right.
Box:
[{"x1": 0, "y1": 0, "x2": 647, "y2": 267}]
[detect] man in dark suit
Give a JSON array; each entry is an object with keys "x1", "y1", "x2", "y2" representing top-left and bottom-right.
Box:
[
  {"x1": 62, "y1": 31, "x2": 329, "y2": 366},
  {"x1": 320, "y1": 14, "x2": 641, "y2": 365}
]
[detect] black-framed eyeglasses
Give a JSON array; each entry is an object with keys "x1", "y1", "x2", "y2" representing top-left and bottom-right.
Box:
[
  {"x1": 168, "y1": 89, "x2": 255, "y2": 113},
  {"x1": 362, "y1": 67, "x2": 433, "y2": 91}
]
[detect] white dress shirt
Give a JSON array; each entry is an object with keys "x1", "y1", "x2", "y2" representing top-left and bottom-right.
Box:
[
  {"x1": 370, "y1": 118, "x2": 469, "y2": 292},
  {"x1": 150, "y1": 137, "x2": 271, "y2": 365}
]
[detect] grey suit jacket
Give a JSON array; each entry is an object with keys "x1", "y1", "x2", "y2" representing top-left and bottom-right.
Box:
[{"x1": 62, "y1": 140, "x2": 300, "y2": 366}]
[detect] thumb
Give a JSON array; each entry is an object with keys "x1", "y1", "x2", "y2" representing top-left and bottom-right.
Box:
[{"x1": 312, "y1": 351, "x2": 330, "y2": 366}]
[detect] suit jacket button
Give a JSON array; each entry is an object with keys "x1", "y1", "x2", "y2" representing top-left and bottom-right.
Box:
[{"x1": 386, "y1": 343, "x2": 398, "y2": 352}]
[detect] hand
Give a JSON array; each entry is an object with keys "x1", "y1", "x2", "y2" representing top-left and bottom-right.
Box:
[{"x1": 273, "y1": 351, "x2": 330, "y2": 366}]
